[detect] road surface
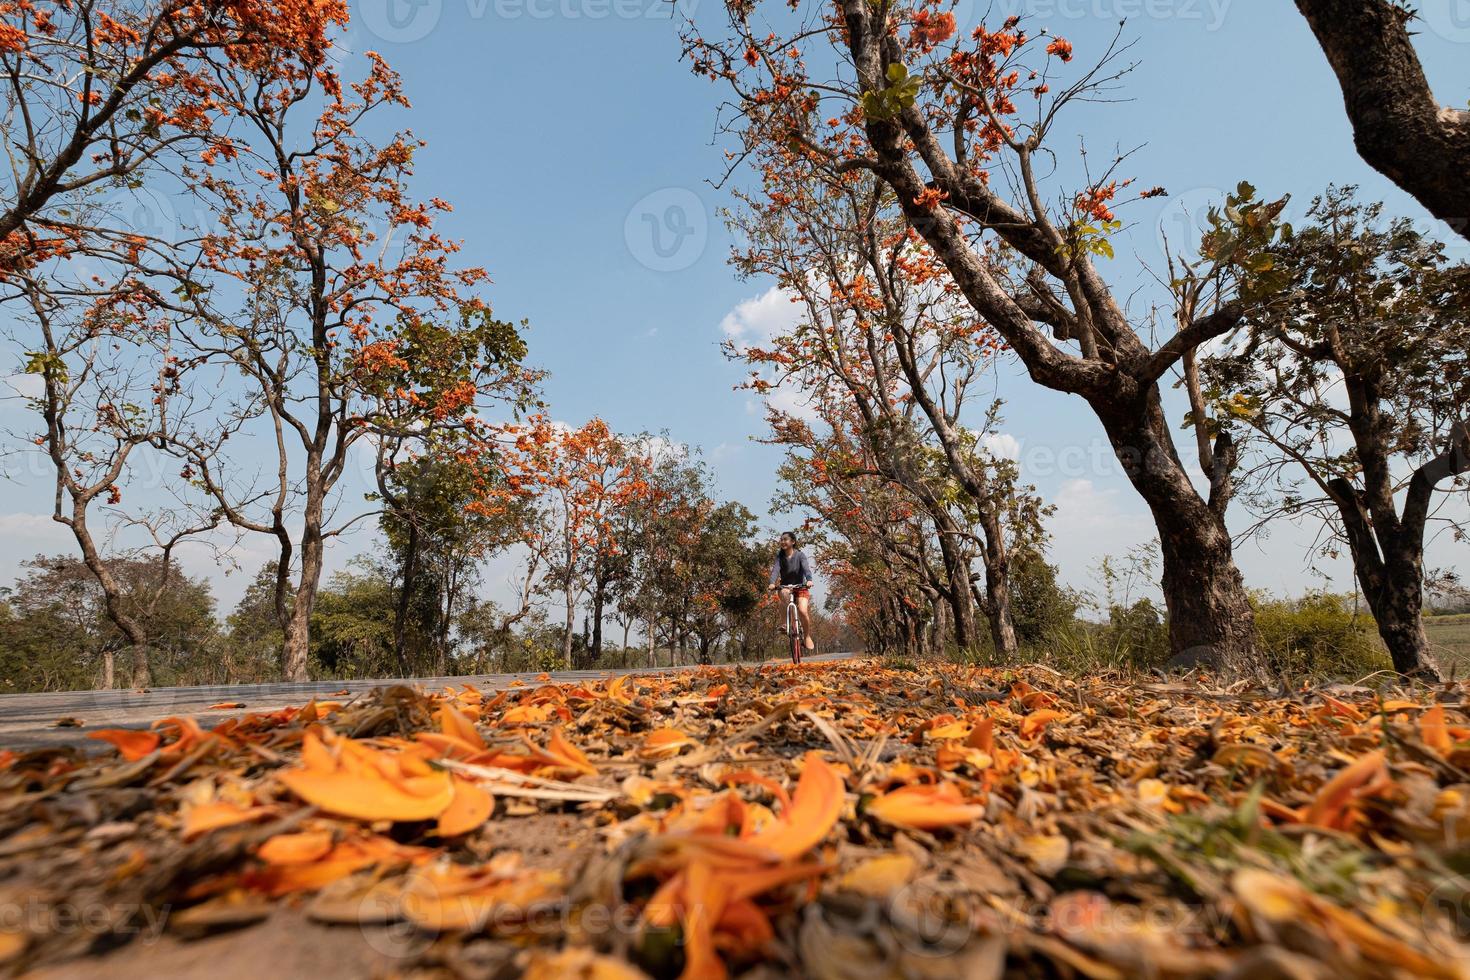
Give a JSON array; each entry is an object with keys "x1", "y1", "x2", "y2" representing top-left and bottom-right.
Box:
[{"x1": 0, "y1": 652, "x2": 855, "y2": 752}]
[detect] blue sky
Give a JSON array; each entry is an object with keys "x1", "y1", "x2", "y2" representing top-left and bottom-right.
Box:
[{"x1": 2, "y1": 0, "x2": 1468, "y2": 612}]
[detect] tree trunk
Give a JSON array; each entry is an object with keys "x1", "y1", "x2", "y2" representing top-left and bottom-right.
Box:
[
  {"x1": 391, "y1": 521, "x2": 419, "y2": 675},
  {"x1": 1295, "y1": 0, "x2": 1470, "y2": 242},
  {"x1": 282, "y1": 513, "x2": 325, "y2": 682},
  {"x1": 99, "y1": 649, "x2": 115, "y2": 690},
  {"x1": 930, "y1": 509, "x2": 976, "y2": 650},
  {"x1": 1101, "y1": 399, "x2": 1257, "y2": 671},
  {"x1": 561, "y1": 575, "x2": 576, "y2": 671},
  {"x1": 1331, "y1": 475, "x2": 1443, "y2": 679},
  {"x1": 977, "y1": 509, "x2": 1019, "y2": 658},
  {"x1": 927, "y1": 591, "x2": 947, "y2": 656},
  {"x1": 1370, "y1": 551, "x2": 1437, "y2": 677},
  {"x1": 590, "y1": 577, "x2": 607, "y2": 664},
  {"x1": 66, "y1": 512, "x2": 152, "y2": 688}
]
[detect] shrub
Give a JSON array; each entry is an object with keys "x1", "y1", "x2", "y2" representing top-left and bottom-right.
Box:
[
  {"x1": 1009, "y1": 545, "x2": 1083, "y2": 646},
  {"x1": 1252, "y1": 591, "x2": 1391, "y2": 679}
]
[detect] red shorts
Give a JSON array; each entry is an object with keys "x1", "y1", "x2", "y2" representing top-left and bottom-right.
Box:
[{"x1": 782, "y1": 587, "x2": 811, "y2": 600}]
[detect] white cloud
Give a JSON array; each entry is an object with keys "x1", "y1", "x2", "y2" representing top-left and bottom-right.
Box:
[
  {"x1": 636, "y1": 433, "x2": 688, "y2": 464},
  {"x1": 720, "y1": 287, "x2": 823, "y2": 427},
  {"x1": 981, "y1": 432, "x2": 1021, "y2": 461},
  {"x1": 1, "y1": 374, "x2": 43, "y2": 399},
  {"x1": 719, "y1": 286, "x2": 802, "y2": 347},
  {"x1": 1044, "y1": 478, "x2": 1156, "y2": 597},
  {"x1": 0, "y1": 512, "x2": 68, "y2": 541}
]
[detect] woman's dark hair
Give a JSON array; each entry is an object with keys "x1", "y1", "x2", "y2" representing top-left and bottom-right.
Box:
[{"x1": 780, "y1": 531, "x2": 798, "y2": 546}]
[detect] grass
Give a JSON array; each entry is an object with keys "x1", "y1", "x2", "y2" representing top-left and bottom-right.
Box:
[{"x1": 1427, "y1": 614, "x2": 1470, "y2": 674}]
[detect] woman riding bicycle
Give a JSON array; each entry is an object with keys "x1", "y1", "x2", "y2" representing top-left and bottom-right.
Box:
[{"x1": 770, "y1": 531, "x2": 815, "y2": 655}]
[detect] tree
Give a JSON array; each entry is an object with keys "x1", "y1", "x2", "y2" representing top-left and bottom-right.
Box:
[
  {"x1": 310, "y1": 564, "x2": 396, "y2": 678},
  {"x1": 728, "y1": 174, "x2": 1025, "y2": 654},
  {"x1": 10, "y1": 282, "x2": 220, "y2": 688},
  {"x1": 0, "y1": 554, "x2": 216, "y2": 691},
  {"x1": 0, "y1": 557, "x2": 106, "y2": 691},
  {"x1": 1205, "y1": 188, "x2": 1470, "y2": 677},
  {"x1": 159, "y1": 53, "x2": 533, "y2": 680},
  {"x1": 377, "y1": 452, "x2": 524, "y2": 676},
  {"x1": 772, "y1": 428, "x2": 953, "y2": 657},
  {"x1": 500, "y1": 418, "x2": 652, "y2": 669},
  {"x1": 224, "y1": 561, "x2": 293, "y2": 682},
  {"x1": 684, "y1": 501, "x2": 767, "y2": 663},
  {"x1": 687, "y1": 6, "x2": 1290, "y2": 669},
  {"x1": 601, "y1": 437, "x2": 702, "y2": 665},
  {"x1": 0, "y1": 0, "x2": 346, "y2": 274},
  {"x1": 1007, "y1": 542, "x2": 1080, "y2": 647},
  {"x1": 1294, "y1": 0, "x2": 1470, "y2": 242}
]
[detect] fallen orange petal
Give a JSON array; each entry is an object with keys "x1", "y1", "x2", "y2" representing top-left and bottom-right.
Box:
[
  {"x1": 1302, "y1": 750, "x2": 1388, "y2": 829},
  {"x1": 277, "y1": 767, "x2": 455, "y2": 822},
  {"x1": 437, "y1": 703, "x2": 487, "y2": 751},
  {"x1": 679, "y1": 860, "x2": 729, "y2": 980},
  {"x1": 744, "y1": 752, "x2": 844, "y2": 859},
  {"x1": 88, "y1": 729, "x2": 161, "y2": 761},
  {"x1": 438, "y1": 777, "x2": 495, "y2": 836},
  {"x1": 257, "y1": 830, "x2": 336, "y2": 865},
  {"x1": 182, "y1": 801, "x2": 275, "y2": 840},
  {"x1": 1422, "y1": 704, "x2": 1452, "y2": 754},
  {"x1": 1020, "y1": 709, "x2": 1069, "y2": 739},
  {"x1": 639, "y1": 728, "x2": 695, "y2": 760},
  {"x1": 866, "y1": 782, "x2": 985, "y2": 830}
]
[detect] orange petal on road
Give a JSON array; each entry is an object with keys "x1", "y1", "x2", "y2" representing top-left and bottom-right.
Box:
[
  {"x1": 182, "y1": 801, "x2": 275, "y2": 840},
  {"x1": 88, "y1": 728, "x2": 161, "y2": 761},
  {"x1": 437, "y1": 703, "x2": 486, "y2": 751},
  {"x1": 1302, "y1": 750, "x2": 1388, "y2": 829},
  {"x1": 257, "y1": 830, "x2": 336, "y2": 865},
  {"x1": 639, "y1": 727, "x2": 695, "y2": 760},
  {"x1": 438, "y1": 777, "x2": 495, "y2": 836},
  {"x1": 1422, "y1": 704, "x2": 1452, "y2": 754},
  {"x1": 866, "y1": 782, "x2": 985, "y2": 830},
  {"x1": 522, "y1": 947, "x2": 652, "y2": 980},
  {"x1": 1020, "y1": 709, "x2": 1069, "y2": 739},
  {"x1": 277, "y1": 767, "x2": 455, "y2": 822},
  {"x1": 679, "y1": 860, "x2": 729, "y2": 980},
  {"x1": 744, "y1": 752, "x2": 844, "y2": 859}
]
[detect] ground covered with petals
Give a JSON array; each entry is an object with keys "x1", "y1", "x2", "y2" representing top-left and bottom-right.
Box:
[{"x1": 2, "y1": 659, "x2": 1470, "y2": 978}]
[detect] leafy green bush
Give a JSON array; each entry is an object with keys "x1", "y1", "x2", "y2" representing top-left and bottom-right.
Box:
[
  {"x1": 1252, "y1": 591, "x2": 1391, "y2": 679},
  {"x1": 1009, "y1": 545, "x2": 1082, "y2": 646}
]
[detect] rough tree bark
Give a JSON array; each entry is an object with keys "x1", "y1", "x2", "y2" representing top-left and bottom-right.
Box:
[
  {"x1": 391, "y1": 521, "x2": 420, "y2": 676},
  {"x1": 821, "y1": 0, "x2": 1261, "y2": 668},
  {"x1": 1295, "y1": 0, "x2": 1470, "y2": 242},
  {"x1": 1323, "y1": 396, "x2": 1468, "y2": 678}
]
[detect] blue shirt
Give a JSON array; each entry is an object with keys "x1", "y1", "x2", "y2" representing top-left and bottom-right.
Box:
[{"x1": 772, "y1": 548, "x2": 814, "y2": 587}]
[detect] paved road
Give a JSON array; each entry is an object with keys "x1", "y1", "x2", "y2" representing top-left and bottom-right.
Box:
[{"x1": 0, "y1": 651, "x2": 856, "y2": 752}]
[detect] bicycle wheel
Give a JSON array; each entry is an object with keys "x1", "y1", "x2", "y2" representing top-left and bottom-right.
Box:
[{"x1": 788, "y1": 605, "x2": 801, "y2": 665}]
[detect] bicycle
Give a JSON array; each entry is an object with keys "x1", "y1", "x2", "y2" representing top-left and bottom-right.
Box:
[{"x1": 778, "y1": 585, "x2": 806, "y2": 665}]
